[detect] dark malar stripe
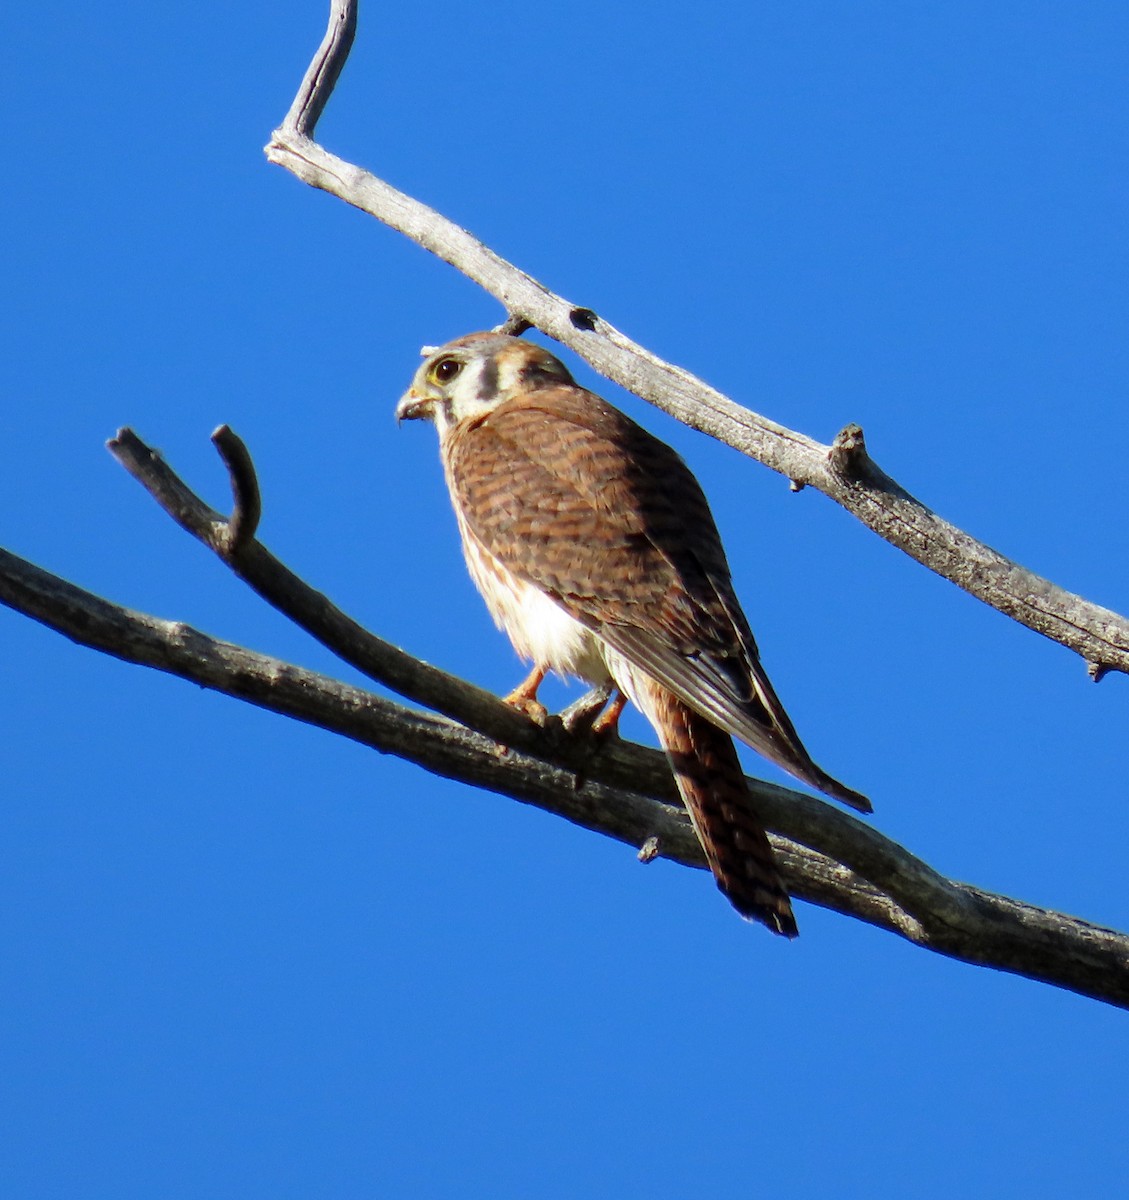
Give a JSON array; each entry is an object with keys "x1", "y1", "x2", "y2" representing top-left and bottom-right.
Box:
[{"x1": 475, "y1": 355, "x2": 500, "y2": 403}]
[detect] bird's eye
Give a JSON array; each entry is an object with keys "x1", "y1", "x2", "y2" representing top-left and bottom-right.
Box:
[{"x1": 430, "y1": 357, "x2": 462, "y2": 385}]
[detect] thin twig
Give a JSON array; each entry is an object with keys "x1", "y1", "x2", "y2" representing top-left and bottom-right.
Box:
[
  {"x1": 211, "y1": 424, "x2": 261, "y2": 549},
  {"x1": 264, "y1": 0, "x2": 1129, "y2": 678},
  {"x1": 280, "y1": 0, "x2": 356, "y2": 136},
  {"x1": 107, "y1": 427, "x2": 566, "y2": 757}
]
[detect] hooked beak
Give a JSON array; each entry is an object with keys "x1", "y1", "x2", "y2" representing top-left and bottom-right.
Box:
[{"x1": 395, "y1": 389, "x2": 433, "y2": 424}]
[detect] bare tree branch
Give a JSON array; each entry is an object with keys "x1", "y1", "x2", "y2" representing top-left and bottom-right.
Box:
[
  {"x1": 107, "y1": 425, "x2": 558, "y2": 759},
  {"x1": 264, "y1": 0, "x2": 1129, "y2": 678},
  {"x1": 97, "y1": 427, "x2": 1129, "y2": 1006},
  {"x1": 280, "y1": 0, "x2": 355, "y2": 136},
  {"x1": 2, "y1": 537, "x2": 1127, "y2": 1008}
]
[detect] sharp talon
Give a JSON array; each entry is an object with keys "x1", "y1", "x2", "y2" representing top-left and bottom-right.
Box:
[
  {"x1": 590, "y1": 691, "x2": 627, "y2": 741},
  {"x1": 508, "y1": 696, "x2": 548, "y2": 725},
  {"x1": 638, "y1": 837, "x2": 660, "y2": 864}
]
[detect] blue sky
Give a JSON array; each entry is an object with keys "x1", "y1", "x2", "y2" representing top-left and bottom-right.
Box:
[{"x1": 3, "y1": 1, "x2": 1128, "y2": 1196}]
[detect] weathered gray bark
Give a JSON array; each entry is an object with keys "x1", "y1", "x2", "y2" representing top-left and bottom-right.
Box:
[{"x1": 266, "y1": 0, "x2": 1129, "y2": 680}]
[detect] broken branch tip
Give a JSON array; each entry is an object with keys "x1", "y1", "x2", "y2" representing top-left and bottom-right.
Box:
[{"x1": 638, "y1": 836, "x2": 661, "y2": 864}]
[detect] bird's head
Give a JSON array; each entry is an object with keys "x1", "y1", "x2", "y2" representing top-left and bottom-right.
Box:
[{"x1": 396, "y1": 332, "x2": 574, "y2": 435}]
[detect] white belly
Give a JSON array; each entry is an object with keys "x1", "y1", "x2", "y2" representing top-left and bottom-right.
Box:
[{"x1": 455, "y1": 511, "x2": 612, "y2": 686}]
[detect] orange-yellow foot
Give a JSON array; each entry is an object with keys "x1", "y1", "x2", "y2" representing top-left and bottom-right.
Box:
[
  {"x1": 589, "y1": 690, "x2": 627, "y2": 740},
  {"x1": 503, "y1": 665, "x2": 548, "y2": 725}
]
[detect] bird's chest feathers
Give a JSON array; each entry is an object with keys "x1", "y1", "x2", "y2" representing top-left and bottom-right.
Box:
[{"x1": 451, "y1": 507, "x2": 610, "y2": 685}]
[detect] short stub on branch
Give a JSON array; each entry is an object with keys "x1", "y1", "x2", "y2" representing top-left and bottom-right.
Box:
[
  {"x1": 638, "y1": 836, "x2": 661, "y2": 864},
  {"x1": 1087, "y1": 659, "x2": 1110, "y2": 684},
  {"x1": 495, "y1": 313, "x2": 533, "y2": 337},
  {"x1": 828, "y1": 423, "x2": 871, "y2": 479}
]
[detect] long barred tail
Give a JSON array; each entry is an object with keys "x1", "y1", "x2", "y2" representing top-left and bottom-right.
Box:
[{"x1": 650, "y1": 685, "x2": 798, "y2": 936}]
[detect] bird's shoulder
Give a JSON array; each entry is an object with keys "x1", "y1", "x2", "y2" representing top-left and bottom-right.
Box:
[
  {"x1": 448, "y1": 386, "x2": 708, "y2": 529},
  {"x1": 452, "y1": 384, "x2": 644, "y2": 457}
]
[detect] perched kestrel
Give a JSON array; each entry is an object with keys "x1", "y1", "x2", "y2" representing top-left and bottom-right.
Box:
[{"x1": 397, "y1": 332, "x2": 869, "y2": 935}]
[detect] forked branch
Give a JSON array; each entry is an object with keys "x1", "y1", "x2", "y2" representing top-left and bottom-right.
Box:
[
  {"x1": 3, "y1": 421, "x2": 1126, "y2": 1001},
  {"x1": 5, "y1": 422, "x2": 1129, "y2": 1004},
  {"x1": 62, "y1": 429, "x2": 1129, "y2": 1007},
  {"x1": 265, "y1": 0, "x2": 1129, "y2": 678}
]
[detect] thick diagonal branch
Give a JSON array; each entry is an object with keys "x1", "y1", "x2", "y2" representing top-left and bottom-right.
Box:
[
  {"x1": 264, "y1": 0, "x2": 1129, "y2": 678},
  {"x1": 2, "y1": 542, "x2": 1126, "y2": 1007},
  {"x1": 95, "y1": 427, "x2": 1129, "y2": 1007}
]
